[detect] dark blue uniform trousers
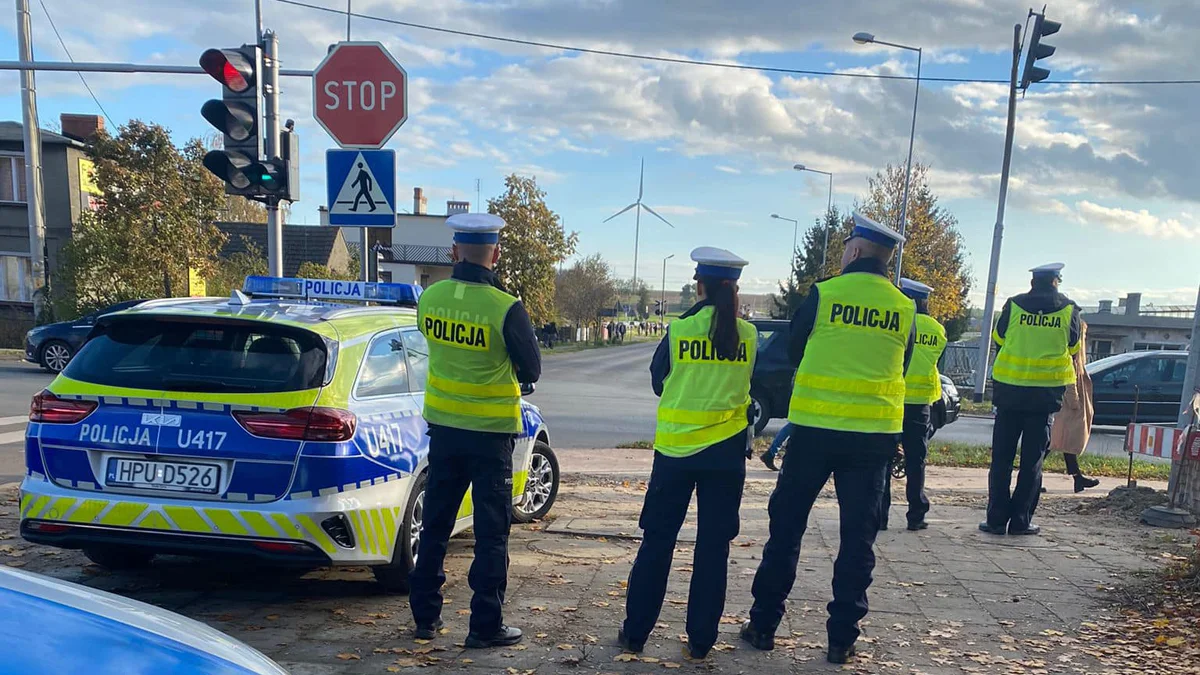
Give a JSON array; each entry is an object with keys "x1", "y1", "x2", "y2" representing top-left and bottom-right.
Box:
[
  {"x1": 409, "y1": 427, "x2": 514, "y2": 636},
  {"x1": 622, "y1": 435, "x2": 746, "y2": 653},
  {"x1": 985, "y1": 408, "x2": 1051, "y2": 531},
  {"x1": 748, "y1": 425, "x2": 891, "y2": 648},
  {"x1": 879, "y1": 405, "x2": 929, "y2": 530}
]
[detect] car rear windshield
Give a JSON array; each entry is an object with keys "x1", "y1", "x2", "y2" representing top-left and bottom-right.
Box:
[{"x1": 63, "y1": 317, "x2": 328, "y2": 393}]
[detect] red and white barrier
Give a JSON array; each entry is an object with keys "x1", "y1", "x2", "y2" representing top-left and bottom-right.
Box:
[{"x1": 1125, "y1": 424, "x2": 1185, "y2": 460}]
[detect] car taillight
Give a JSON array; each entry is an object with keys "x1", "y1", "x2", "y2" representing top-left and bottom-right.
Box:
[
  {"x1": 30, "y1": 391, "x2": 97, "y2": 424},
  {"x1": 26, "y1": 522, "x2": 70, "y2": 533},
  {"x1": 253, "y1": 540, "x2": 313, "y2": 554},
  {"x1": 233, "y1": 407, "x2": 357, "y2": 442}
]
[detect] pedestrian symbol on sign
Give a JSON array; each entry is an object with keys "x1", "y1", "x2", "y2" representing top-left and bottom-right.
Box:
[
  {"x1": 351, "y1": 163, "x2": 376, "y2": 212},
  {"x1": 325, "y1": 148, "x2": 396, "y2": 227},
  {"x1": 331, "y1": 152, "x2": 389, "y2": 216}
]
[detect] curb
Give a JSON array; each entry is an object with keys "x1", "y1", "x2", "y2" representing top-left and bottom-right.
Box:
[{"x1": 0, "y1": 349, "x2": 26, "y2": 362}]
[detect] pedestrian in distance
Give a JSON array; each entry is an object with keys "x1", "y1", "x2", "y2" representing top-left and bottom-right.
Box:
[
  {"x1": 892, "y1": 278, "x2": 947, "y2": 532},
  {"x1": 1048, "y1": 317, "x2": 1099, "y2": 492},
  {"x1": 619, "y1": 247, "x2": 758, "y2": 661},
  {"x1": 408, "y1": 213, "x2": 542, "y2": 649},
  {"x1": 740, "y1": 212, "x2": 916, "y2": 665},
  {"x1": 980, "y1": 263, "x2": 1081, "y2": 537}
]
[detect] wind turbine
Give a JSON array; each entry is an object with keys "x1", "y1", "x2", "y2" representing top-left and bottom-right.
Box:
[{"x1": 603, "y1": 158, "x2": 675, "y2": 290}]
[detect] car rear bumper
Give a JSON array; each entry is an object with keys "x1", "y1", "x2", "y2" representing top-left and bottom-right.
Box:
[{"x1": 18, "y1": 474, "x2": 415, "y2": 565}]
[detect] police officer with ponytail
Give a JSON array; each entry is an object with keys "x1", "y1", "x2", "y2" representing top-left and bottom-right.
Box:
[
  {"x1": 898, "y1": 278, "x2": 946, "y2": 531},
  {"x1": 980, "y1": 263, "x2": 1080, "y2": 536},
  {"x1": 741, "y1": 212, "x2": 915, "y2": 665},
  {"x1": 409, "y1": 214, "x2": 541, "y2": 649},
  {"x1": 619, "y1": 247, "x2": 758, "y2": 661}
]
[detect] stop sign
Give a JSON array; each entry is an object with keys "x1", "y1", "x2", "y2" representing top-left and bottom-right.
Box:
[{"x1": 312, "y1": 42, "x2": 408, "y2": 148}]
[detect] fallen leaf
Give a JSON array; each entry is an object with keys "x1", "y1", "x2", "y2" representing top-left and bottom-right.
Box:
[
  {"x1": 336, "y1": 653, "x2": 360, "y2": 661},
  {"x1": 536, "y1": 632, "x2": 549, "y2": 639},
  {"x1": 460, "y1": 659, "x2": 474, "y2": 664},
  {"x1": 640, "y1": 656, "x2": 661, "y2": 664},
  {"x1": 557, "y1": 644, "x2": 575, "y2": 650},
  {"x1": 1166, "y1": 637, "x2": 1185, "y2": 647},
  {"x1": 387, "y1": 667, "x2": 400, "y2": 673},
  {"x1": 413, "y1": 639, "x2": 431, "y2": 645},
  {"x1": 562, "y1": 606, "x2": 578, "y2": 612},
  {"x1": 265, "y1": 614, "x2": 279, "y2": 621},
  {"x1": 592, "y1": 601, "x2": 610, "y2": 607},
  {"x1": 663, "y1": 662, "x2": 682, "y2": 669},
  {"x1": 614, "y1": 653, "x2": 639, "y2": 662},
  {"x1": 438, "y1": 627, "x2": 449, "y2": 635},
  {"x1": 456, "y1": 609, "x2": 470, "y2": 615},
  {"x1": 530, "y1": 606, "x2": 547, "y2": 612}
]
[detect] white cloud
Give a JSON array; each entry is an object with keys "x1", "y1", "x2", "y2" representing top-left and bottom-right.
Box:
[
  {"x1": 1075, "y1": 201, "x2": 1200, "y2": 239},
  {"x1": 715, "y1": 165, "x2": 741, "y2": 174},
  {"x1": 653, "y1": 205, "x2": 706, "y2": 216}
]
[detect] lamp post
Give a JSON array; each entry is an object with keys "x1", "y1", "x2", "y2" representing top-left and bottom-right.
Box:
[
  {"x1": 660, "y1": 254, "x2": 674, "y2": 329},
  {"x1": 793, "y1": 164, "x2": 834, "y2": 268},
  {"x1": 770, "y1": 214, "x2": 800, "y2": 278},
  {"x1": 853, "y1": 31, "x2": 921, "y2": 284}
]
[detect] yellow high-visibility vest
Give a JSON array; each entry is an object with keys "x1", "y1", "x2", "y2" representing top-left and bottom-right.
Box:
[
  {"x1": 418, "y1": 279, "x2": 522, "y2": 433},
  {"x1": 654, "y1": 306, "x2": 758, "y2": 457},
  {"x1": 992, "y1": 303, "x2": 1076, "y2": 387},
  {"x1": 905, "y1": 313, "x2": 947, "y2": 405},
  {"x1": 788, "y1": 273, "x2": 916, "y2": 434}
]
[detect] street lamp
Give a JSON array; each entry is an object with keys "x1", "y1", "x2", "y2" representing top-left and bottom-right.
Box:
[
  {"x1": 770, "y1": 214, "x2": 800, "y2": 281},
  {"x1": 660, "y1": 254, "x2": 675, "y2": 329},
  {"x1": 853, "y1": 31, "x2": 922, "y2": 284},
  {"x1": 793, "y1": 164, "x2": 834, "y2": 268}
]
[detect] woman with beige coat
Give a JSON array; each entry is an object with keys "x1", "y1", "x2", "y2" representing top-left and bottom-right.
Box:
[{"x1": 1049, "y1": 317, "x2": 1101, "y2": 492}]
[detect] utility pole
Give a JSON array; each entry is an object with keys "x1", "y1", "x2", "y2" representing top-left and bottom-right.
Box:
[
  {"x1": 974, "y1": 24, "x2": 1023, "y2": 403},
  {"x1": 16, "y1": 0, "x2": 46, "y2": 316},
  {"x1": 343, "y1": 0, "x2": 370, "y2": 283},
  {"x1": 263, "y1": 31, "x2": 284, "y2": 277}
]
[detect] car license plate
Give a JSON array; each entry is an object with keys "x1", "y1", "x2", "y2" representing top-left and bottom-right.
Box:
[{"x1": 105, "y1": 458, "x2": 221, "y2": 494}]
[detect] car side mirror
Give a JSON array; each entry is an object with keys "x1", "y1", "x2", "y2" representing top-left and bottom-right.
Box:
[
  {"x1": 520, "y1": 382, "x2": 535, "y2": 396},
  {"x1": 1112, "y1": 376, "x2": 1128, "y2": 388}
]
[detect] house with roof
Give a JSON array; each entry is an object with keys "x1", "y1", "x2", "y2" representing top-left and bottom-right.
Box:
[{"x1": 214, "y1": 222, "x2": 353, "y2": 278}]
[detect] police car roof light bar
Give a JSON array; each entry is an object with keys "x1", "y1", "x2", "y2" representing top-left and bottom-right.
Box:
[{"x1": 241, "y1": 276, "x2": 421, "y2": 306}]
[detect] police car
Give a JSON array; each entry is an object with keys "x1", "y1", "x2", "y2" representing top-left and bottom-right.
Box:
[{"x1": 18, "y1": 276, "x2": 559, "y2": 592}]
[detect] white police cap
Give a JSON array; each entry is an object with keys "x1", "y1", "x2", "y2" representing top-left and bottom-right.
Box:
[
  {"x1": 846, "y1": 211, "x2": 905, "y2": 248},
  {"x1": 691, "y1": 246, "x2": 749, "y2": 280},
  {"x1": 1029, "y1": 262, "x2": 1065, "y2": 277},
  {"x1": 900, "y1": 278, "x2": 933, "y2": 300},
  {"x1": 447, "y1": 213, "x2": 506, "y2": 244}
]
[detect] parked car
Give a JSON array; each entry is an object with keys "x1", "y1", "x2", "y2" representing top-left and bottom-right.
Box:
[
  {"x1": 1087, "y1": 350, "x2": 1188, "y2": 426},
  {"x1": 0, "y1": 566, "x2": 287, "y2": 674},
  {"x1": 748, "y1": 319, "x2": 961, "y2": 436},
  {"x1": 24, "y1": 299, "x2": 147, "y2": 373}
]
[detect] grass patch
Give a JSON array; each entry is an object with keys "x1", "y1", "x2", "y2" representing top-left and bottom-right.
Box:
[
  {"x1": 959, "y1": 399, "x2": 994, "y2": 416},
  {"x1": 543, "y1": 334, "x2": 657, "y2": 355},
  {"x1": 616, "y1": 440, "x2": 654, "y2": 449},
  {"x1": 928, "y1": 441, "x2": 1171, "y2": 481}
]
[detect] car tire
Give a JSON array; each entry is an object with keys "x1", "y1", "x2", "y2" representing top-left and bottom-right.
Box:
[
  {"x1": 40, "y1": 340, "x2": 72, "y2": 373},
  {"x1": 372, "y1": 471, "x2": 425, "y2": 593},
  {"x1": 513, "y1": 441, "x2": 559, "y2": 523},
  {"x1": 82, "y1": 546, "x2": 154, "y2": 570},
  {"x1": 750, "y1": 394, "x2": 770, "y2": 436}
]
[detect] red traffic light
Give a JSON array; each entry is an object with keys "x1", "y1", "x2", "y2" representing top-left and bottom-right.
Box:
[{"x1": 200, "y1": 48, "x2": 255, "y2": 93}]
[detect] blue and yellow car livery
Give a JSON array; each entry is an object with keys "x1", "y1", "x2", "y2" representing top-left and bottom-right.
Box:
[{"x1": 19, "y1": 277, "x2": 558, "y2": 590}]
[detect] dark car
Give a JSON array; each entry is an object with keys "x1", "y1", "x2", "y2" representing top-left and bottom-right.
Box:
[
  {"x1": 1086, "y1": 351, "x2": 1188, "y2": 426},
  {"x1": 24, "y1": 299, "x2": 146, "y2": 373},
  {"x1": 748, "y1": 318, "x2": 961, "y2": 436}
]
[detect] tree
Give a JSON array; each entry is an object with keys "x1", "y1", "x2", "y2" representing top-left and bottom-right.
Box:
[
  {"x1": 637, "y1": 285, "x2": 652, "y2": 319},
  {"x1": 53, "y1": 121, "x2": 227, "y2": 317},
  {"x1": 296, "y1": 260, "x2": 357, "y2": 281},
  {"x1": 207, "y1": 236, "x2": 267, "y2": 297},
  {"x1": 859, "y1": 163, "x2": 972, "y2": 323},
  {"x1": 488, "y1": 174, "x2": 578, "y2": 323},
  {"x1": 772, "y1": 207, "x2": 852, "y2": 318},
  {"x1": 679, "y1": 283, "x2": 696, "y2": 310},
  {"x1": 555, "y1": 254, "x2": 617, "y2": 331}
]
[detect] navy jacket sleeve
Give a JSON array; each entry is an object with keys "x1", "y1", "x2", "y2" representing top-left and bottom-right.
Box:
[
  {"x1": 1068, "y1": 304, "x2": 1082, "y2": 350},
  {"x1": 993, "y1": 299, "x2": 1012, "y2": 345},
  {"x1": 502, "y1": 301, "x2": 542, "y2": 383},
  {"x1": 788, "y1": 288, "x2": 820, "y2": 367},
  {"x1": 650, "y1": 328, "x2": 672, "y2": 397},
  {"x1": 903, "y1": 315, "x2": 916, "y2": 375}
]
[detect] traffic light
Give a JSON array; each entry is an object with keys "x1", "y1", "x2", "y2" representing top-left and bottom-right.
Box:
[
  {"x1": 200, "y1": 45, "x2": 266, "y2": 197},
  {"x1": 1021, "y1": 12, "x2": 1061, "y2": 89}
]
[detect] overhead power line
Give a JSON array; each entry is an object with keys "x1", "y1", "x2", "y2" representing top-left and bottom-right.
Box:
[
  {"x1": 39, "y1": 0, "x2": 113, "y2": 126},
  {"x1": 274, "y1": 0, "x2": 1200, "y2": 87}
]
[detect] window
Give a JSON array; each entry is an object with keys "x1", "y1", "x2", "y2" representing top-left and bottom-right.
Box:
[
  {"x1": 0, "y1": 255, "x2": 32, "y2": 302},
  {"x1": 1133, "y1": 342, "x2": 1184, "y2": 351},
  {"x1": 1099, "y1": 361, "x2": 1139, "y2": 387},
  {"x1": 1091, "y1": 340, "x2": 1112, "y2": 358},
  {"x1": 401, "y1": 329, "x2": 429, "y2": 391},
  {"x1": 0, "y1": 156, "x2": 27, "y2": 203},
  {"x1": 355, "y1": 330, "x2": 410, "y2": 398}
]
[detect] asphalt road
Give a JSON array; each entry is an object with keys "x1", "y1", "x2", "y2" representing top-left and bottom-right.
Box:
[{"x1": 0, "y1": 359, "x2": 52, "y2": 484}]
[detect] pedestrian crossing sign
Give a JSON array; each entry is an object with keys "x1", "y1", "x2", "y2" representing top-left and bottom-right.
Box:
[{"x1": 326, "y1": 149, "x2": 396, "y2": 226}]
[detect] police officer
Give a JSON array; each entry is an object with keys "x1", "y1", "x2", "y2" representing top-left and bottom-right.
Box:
[
  {"x1": 408, "y1": 213, "x2": 541, "y2": 648},
  {"x1": 980, "y1": 263, "x2": 1080, "y2": 536},
  {"x1": 740, "y1": 212, "x2": 915, "y2": 665},
  {"x1": 619, "y1": 247, "x2": 758, "y2": 661},
  {"x1": 898, "y1": 278, "x2": 946, "y2": 531}
]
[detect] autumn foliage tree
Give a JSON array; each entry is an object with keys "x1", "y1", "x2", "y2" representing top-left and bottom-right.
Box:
[
  {"x1": 555, "y1": 254, "x2": 617, "y2": 332},
  {"x1": 54, "y1": 121, "x2": 227, "y2": 317},
  {"x1": 488, "y1": 174, "x2": 578, "y2": 323}
]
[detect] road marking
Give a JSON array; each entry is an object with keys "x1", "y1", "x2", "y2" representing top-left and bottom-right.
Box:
[
  {"x1": 0, "y1": 430, "x2": 25, "y2": 445},
  {"x1": 0, "y1": 416, "x2": 28, "y2": 426}
]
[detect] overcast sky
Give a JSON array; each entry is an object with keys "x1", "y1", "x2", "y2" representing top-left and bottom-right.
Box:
[{"x1": 2, "y1": 0, "x2": 1197, "y2": 308}]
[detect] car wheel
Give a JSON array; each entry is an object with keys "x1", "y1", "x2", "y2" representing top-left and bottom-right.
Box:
[
  {"x1": 83, "y1": 546, "x2": 154, "y2": 570},
  {"x1": 372, "y1": 471, "x2": 425, "y2": 593},
  {"x1": 513, "y1": 441, "x2": 559, "y2": 523},
  {"x1": 750, "y1": 394, "x2": 770, "y2": 436},
  {"x1": 40, "y1": 340, "x2": 72, "y2": 373}
]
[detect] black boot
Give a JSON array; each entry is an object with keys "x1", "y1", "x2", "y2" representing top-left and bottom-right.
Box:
[
  {"x1": 760, "y1": 453, "x2": 778, "y2": 471},
  {"x1": 616, "y1": 628, "x2": 644, "y2": 653},
  {"x1": 413, "y1": 619, "x2": 443, "y2": 640},
  {"x1": 465, "y1": 625, "x2": 523, "y2": 649},
  {"x1": 827, "y1": 643, "x2": 858, "y2": 664},
  {"x1": 1074, "y1": 474, "x2": 1100, "y2": 493},
  {"x1": 739, "y1": 621, "x2": 775, "y2": 651}
]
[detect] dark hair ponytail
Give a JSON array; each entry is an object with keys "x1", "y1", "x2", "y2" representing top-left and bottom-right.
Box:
[{"x1": 699, "y1": 275, "x2": 740, "y2": 360}]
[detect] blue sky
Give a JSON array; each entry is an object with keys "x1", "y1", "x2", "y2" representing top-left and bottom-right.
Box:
[{"x1": 2, "y1": 0, "x2": 1198, "y2": 308}]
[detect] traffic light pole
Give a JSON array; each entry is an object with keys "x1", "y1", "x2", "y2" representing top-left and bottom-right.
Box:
[
  {"x1": 263, "y1": 31, "x2": 284, "y2": 277},
  {"x1": 15, "y1": 0, "x2": 46, "y2": 315},
  {"x1": 974, "y1": 23, "x2": 1023, "y2": 404}
]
